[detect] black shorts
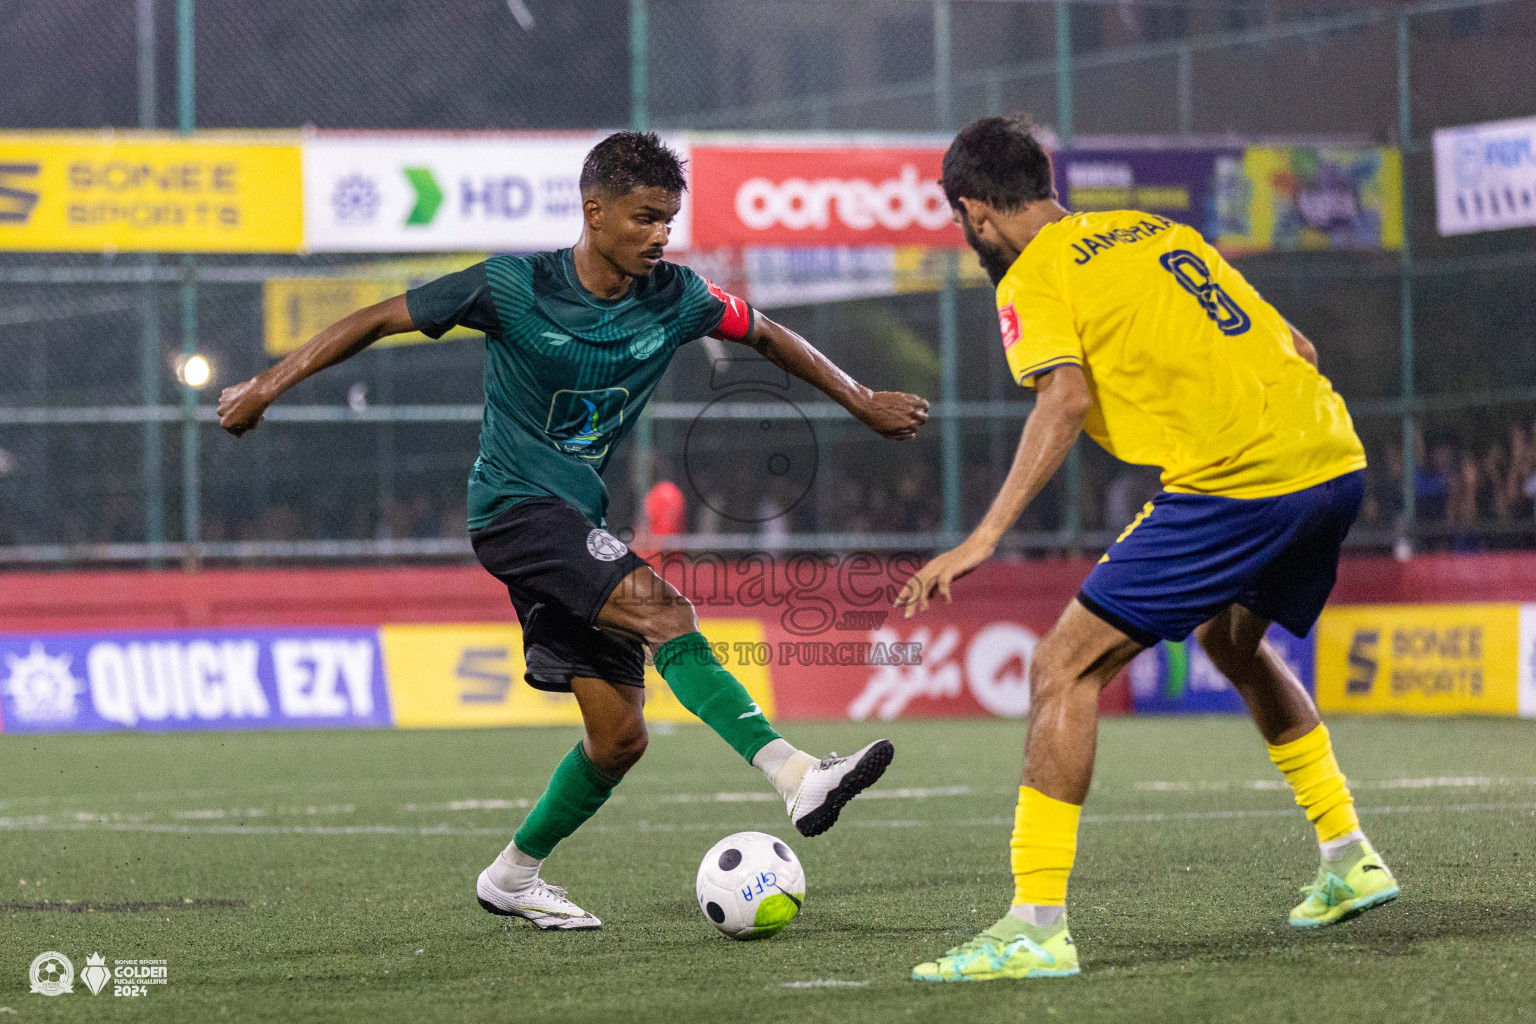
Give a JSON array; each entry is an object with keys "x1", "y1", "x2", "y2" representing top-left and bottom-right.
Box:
[{"x1": 470, "y1": 497, "x2": 650, "y2": 692}]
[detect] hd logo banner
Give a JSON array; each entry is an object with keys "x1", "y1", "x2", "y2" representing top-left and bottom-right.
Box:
[
  {"x1": 0, "y1": 133, "x2": 302, "y2": 252},
  {"x1": 0, "y1": 628, "x2": 390, "y2": 733},
  {"x1": 1315, "y1": 604, "x2": 1522, "y2": 716},
  {"x1": 302, "y1": 134, "x2": 692, "y2": 253}
]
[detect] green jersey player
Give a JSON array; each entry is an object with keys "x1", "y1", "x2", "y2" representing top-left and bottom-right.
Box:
[{"x1": 218, "y1": 132, "x2": 930, "y2": 931}]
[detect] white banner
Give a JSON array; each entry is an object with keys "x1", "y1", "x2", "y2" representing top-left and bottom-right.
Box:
[
  {"x1": 1520, "y1": 603, "x2": 1536, "y2": 719},
  {"x1": 302, "y1": 134, "x2": 692, "y2": 253},
  {"x1": 1433, "y1": 116, "x2": 1536, "y2": 236}
]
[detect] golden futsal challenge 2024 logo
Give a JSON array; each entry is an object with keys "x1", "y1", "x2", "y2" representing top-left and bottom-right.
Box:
[{"x1": 27, "y1": 950, "x2": 168, "y2": 998}]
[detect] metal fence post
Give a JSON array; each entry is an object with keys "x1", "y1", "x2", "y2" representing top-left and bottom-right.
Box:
[
  {"x1": 137, "y1": 0, "x2": 165, "y2": 565},
  {"x1": 178, "y1": 0, "x2": 200, "y2": 567},
  {"x1": 629, "y1": 0, "x2": 654, "y2": 538},
  {"x1": 1056, "y1": 1, "x2": 1083, "y2": 545},
  {"x1": 1177, "y1": 44, "x2": 1194, "y2": 133},
  {"x1": 1397, "y1": 11, "x2": 1417, "y2": 550},
  {"x1": 936, "y1": 0, "x2": 962, "y2": 540}
]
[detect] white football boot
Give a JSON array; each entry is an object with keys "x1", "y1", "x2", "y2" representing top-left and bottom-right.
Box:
[
  {"x1": 475, "y1": 868, "x2": 602, "y2": 930},
  {"x1": 787, "y1": 739, "x2": 895, "y2": 837}
]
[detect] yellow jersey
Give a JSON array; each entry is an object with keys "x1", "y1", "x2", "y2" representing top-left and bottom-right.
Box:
[{"x1": 995, "y1": 210, "x2": 1365, "y2": 499}]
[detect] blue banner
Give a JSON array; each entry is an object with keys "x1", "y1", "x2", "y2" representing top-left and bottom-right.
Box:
[
  {"x1": 1128, "y1": 624, "x2": 1314, "y2": 714},
  {"x1": 0, "y1": 628, "x2": 391, "y2": 734}
]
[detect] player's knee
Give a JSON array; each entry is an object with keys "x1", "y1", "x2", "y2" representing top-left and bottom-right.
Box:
[
  {"x1": 588, "y1": 720, "x2": 648, "y2": 777},
  {"x1": 644, "y1": 593, "x2": 699, "y2": 646},
  {"x1": 1028, "y1": 642, "x2": 1074, "y2": 706}
]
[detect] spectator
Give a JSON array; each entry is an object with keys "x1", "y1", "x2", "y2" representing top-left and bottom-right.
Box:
[
  {"x1": 1415, "y1": 440, "x2": 1453, "y2": 523},
  {"x1": 1448, "y1": 450, "x2": 1481, "y2": 551}
]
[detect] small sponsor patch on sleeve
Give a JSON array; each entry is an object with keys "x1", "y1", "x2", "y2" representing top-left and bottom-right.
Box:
[{"x1": 998, "y1": 303, "x2": 1022, "y2": 350}]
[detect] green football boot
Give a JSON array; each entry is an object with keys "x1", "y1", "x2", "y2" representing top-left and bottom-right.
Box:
[
  {"x1": 911, "y1": 911, "x2": 1080, "y2": 982},
  {"x1": 1289, "y1": 838, "x2": 1400, "y2": 929}
]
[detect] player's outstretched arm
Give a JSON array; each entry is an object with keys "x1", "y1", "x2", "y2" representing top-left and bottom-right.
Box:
[
  {"x1": 736, "y1": 314, "x2": 929, "y2": 440},
  {"x1": 895, "y1": 365, "x2": 1091, "y2": 616},
  {"x1": 218, "y1": 295, "x2": 416, "y2": 437}
]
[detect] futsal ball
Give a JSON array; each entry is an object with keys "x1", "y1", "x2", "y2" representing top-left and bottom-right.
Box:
[{"x1": 695, "y1": 831, "x2": 805, "y2": 940}]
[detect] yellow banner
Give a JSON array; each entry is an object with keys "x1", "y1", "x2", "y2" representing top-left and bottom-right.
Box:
[
  {"x1": 1316, "y1": 604, "x2": 1520, "y2": 715},
  {"x1": 381, "y1": 619, "x2": 775, "y2": 729},
  {"x1": 893, "y1": 246, "x2": 987, "y2": 294},
  {"x1": 0, "y1": 133, "x2": 302, "y2": 252},
  {"x1": 263, "y1": 274, "x2": 483, "y2": 357}
]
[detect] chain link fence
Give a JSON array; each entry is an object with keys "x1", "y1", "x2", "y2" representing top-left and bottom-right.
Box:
[{"x1": 1, "y1": 0, "x2": 1534, "y2": 565}]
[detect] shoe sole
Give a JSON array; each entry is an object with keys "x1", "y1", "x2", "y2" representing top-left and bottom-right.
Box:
[
  {"x1": 475, "y1": 876, "x2": 603, "y2": 931},
  {"x1": 1288, "y1": 884, "x2": 1400, "y2": 929},
  {"x1": 476, "y1": 894, "x2": 602, "y2": 930},
  {"x1": 910, "y1": 966, "x2": 1080, "y2": 982},
  {"x1": 794, "y1": 739, "x2": 894, "y2": 838}
]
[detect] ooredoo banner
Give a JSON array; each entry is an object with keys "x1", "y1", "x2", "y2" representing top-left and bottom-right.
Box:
[{"x1": 688, "y1": 143, "x2": 962, "y2": 248}]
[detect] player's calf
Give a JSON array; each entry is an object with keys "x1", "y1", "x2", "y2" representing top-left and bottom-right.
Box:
[{"x1": 600, "y1": 565, "x2": 896, "y2": 835}]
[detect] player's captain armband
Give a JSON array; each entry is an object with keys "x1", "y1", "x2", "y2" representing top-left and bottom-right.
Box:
[
  {"x1": 998, "y1": 303, "x2": 1022, "y2": 350},
  {"x1": 705, "y1": 279, "x2": 754, "y2": 342}
]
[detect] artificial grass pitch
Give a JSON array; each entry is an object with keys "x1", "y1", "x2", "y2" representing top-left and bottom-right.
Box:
[{"x1": 3, "y1": 716, "x2": 1534, "y2": 1022}]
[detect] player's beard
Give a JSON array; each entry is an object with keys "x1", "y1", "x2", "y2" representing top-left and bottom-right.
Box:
[{"x1": 959, "y1": 211, "x2": 1017, "y2": 287}]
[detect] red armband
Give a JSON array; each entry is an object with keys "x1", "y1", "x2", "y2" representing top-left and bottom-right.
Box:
[{"x1": 704, "y1": 279, "x2": 753, "y2": 342}]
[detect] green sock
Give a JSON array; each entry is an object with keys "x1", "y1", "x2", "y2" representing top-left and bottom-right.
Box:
[
  {"x1": 654, "y1": 632, "x2": 782, "y2": 763},
  {"x1": 513, "y1": 742, "x2": 621, "y2": 860}
]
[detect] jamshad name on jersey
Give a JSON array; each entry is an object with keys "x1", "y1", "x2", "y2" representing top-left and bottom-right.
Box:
[{"x1": 1068, "y1": 215, "x2": 1172, "y2": 265}]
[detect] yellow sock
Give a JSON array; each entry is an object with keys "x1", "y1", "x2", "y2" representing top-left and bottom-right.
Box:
[
  {"x1": 1009, "y1": 786, "x2": 1082, "y2": 906},
  {"x1": 1267, "y1": 723, "x2": 1360, "y2": 843}
]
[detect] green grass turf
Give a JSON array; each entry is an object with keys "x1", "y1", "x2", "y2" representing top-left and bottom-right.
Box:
[{"x1": 3, "y1": 716, "x2": 1535, "y2": 1023}]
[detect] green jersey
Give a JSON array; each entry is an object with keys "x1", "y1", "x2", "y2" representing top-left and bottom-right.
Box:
[{"x1": 406, "y1": 250, "x2": 754, "y2": 529}]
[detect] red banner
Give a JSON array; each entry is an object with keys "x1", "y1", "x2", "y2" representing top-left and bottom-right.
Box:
[{"x1": 689, "y1": 144, "x2": 963, "y2": 248}]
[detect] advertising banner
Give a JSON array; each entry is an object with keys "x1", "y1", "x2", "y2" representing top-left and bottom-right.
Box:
[
  {"x1": 688, "y1": 143, "x2": 961, "y2": 249},
  {"x1": 381, "y1": 619, "x2": 774, "y2": 729},
  {"x1": 303, "y1": 134, "x2": 690, "y2": 252},
  {"x1": 262, "y1": 256, "x2": 487, "y2": 355},
  {"x1": 0, "y1": 629, "x2": 390, "y2": 733},
  {"x1": 1215, "y1": 146, "x2": 1403, "y2": 254},
  {"x1": 1057, "y1": 148, "x2": 1235, "y2": 240},
  {"x1": 1433, "y1": 116, "x2": 1536, "y2": 236},
  {"x1": 1128, "y1": 625, "x2": 1313, "y2": 714},
  {"x1": 1315, "y1": 604, "x2": 1521, "y2": 716},
  {"x1": 0, "y1": 134, "x2": 302, "y2": 253},
  {"x1": 1520, "y1": 604, "x2": 1536, "y2": 719}
]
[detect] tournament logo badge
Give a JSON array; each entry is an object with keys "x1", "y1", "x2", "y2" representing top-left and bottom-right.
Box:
[
  {"x1": 29, "y1": 951, "x2": 73, "y2": 996},
  {"x1": 80, "y1": 953, "x2": 111, "y2": 996},
  {"x1": 2, "y1": 643, "x2": 82, "y2": 724},
  {"x1": 586, "y1": 528, "x2": 629, "y2": 562}
]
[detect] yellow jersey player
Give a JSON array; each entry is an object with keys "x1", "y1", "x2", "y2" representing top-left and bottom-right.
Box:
[{"x1": 897, "y1": 116, "x2": 1398, "y2": 982}]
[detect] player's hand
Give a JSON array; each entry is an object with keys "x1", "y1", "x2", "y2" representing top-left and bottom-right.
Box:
[
  {"x1": 856, "y1": 391, "x2": 929, "y2": 440},
  {"x1": 893, "y1": 537, "x2": 995, "y2": 618},
  {"x1": 218, "y1": 377, "x2": 275, "y2": 437}
]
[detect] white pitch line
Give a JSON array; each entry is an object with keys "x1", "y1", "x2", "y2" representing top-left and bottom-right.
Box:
[
  {"x1": 0, "y1": 802, "x2": 1531, "y2": 838},
  {"x1": 782, "y1": 980, "x2": 871, "y2": 989},
  {"x1": 1134, "y1": 776, "x2": 1536, "y2": 793},
  {"x1": 658, "y1": 785, "x2": 973, "y2": 805}
]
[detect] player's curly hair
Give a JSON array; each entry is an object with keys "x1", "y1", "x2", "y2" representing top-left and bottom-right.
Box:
[
  {"x1": 940, "y1": 115, "x2": 1056, "y2": 213},
  {"x1": 580, "y1": 131, "x2": 688, "y2": 198}
]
